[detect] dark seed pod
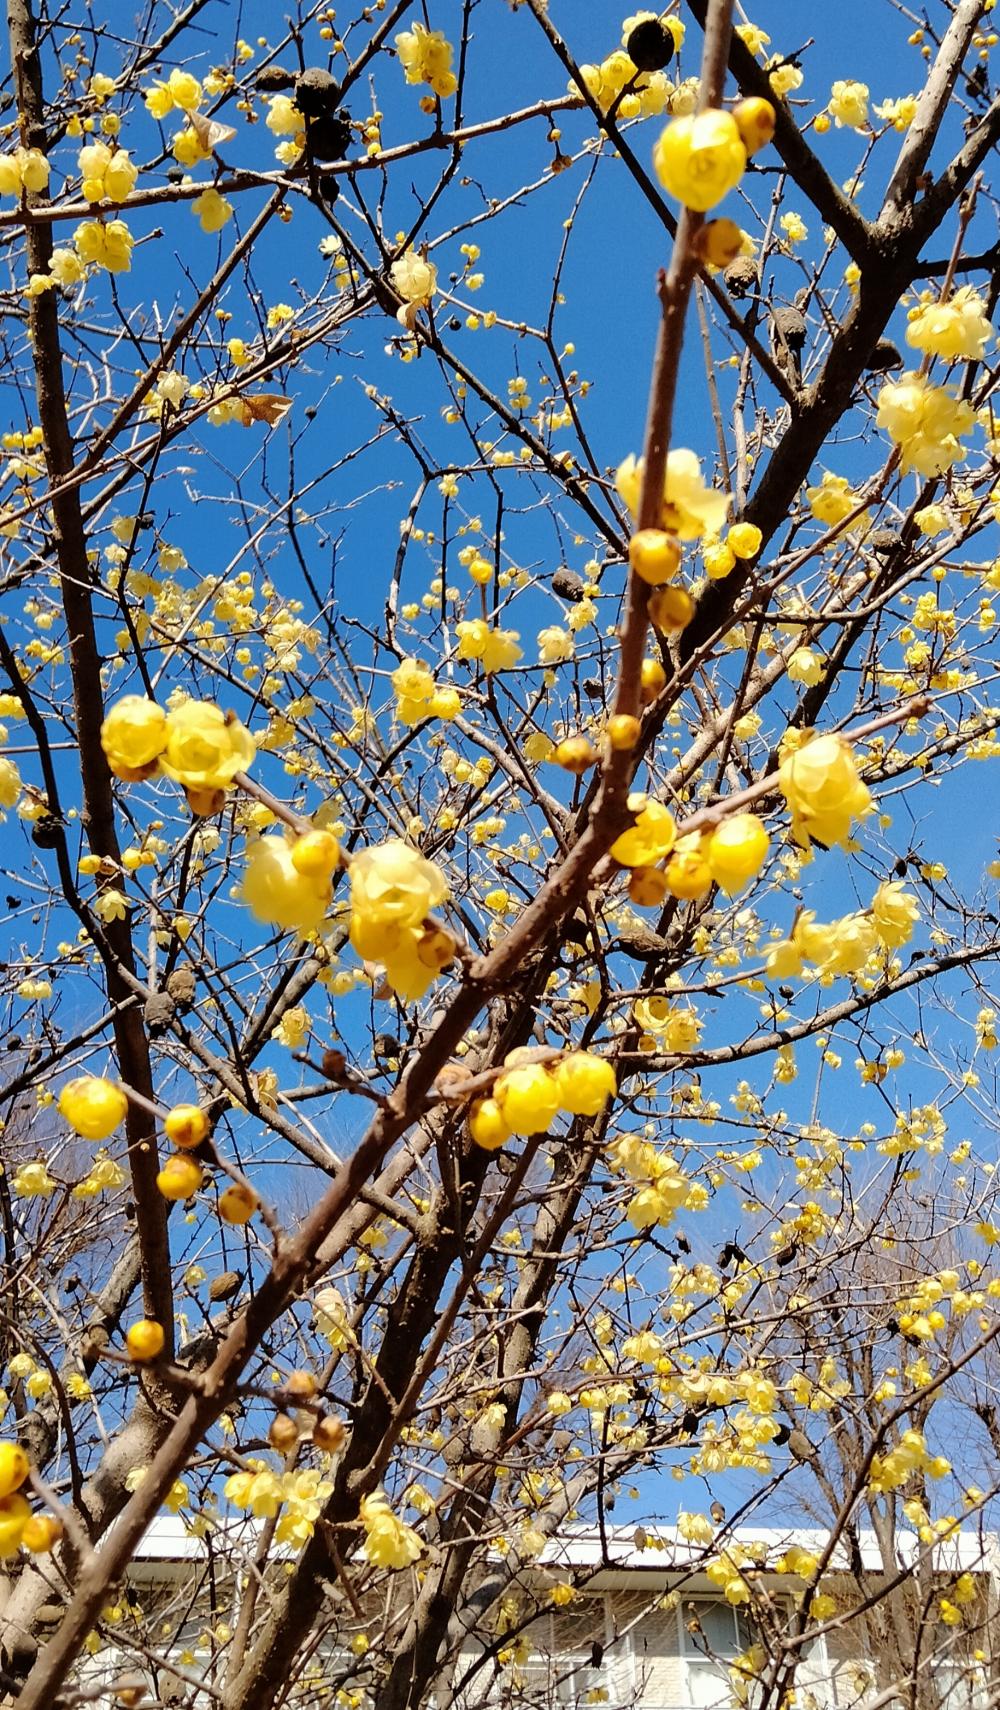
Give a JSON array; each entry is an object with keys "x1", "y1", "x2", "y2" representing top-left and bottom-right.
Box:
[
  {"x1": 770, "y1": 305, "x2": 807, "y2": 350},
  {"x1": 306, "y1": 109, "x2": 352, "y2": 161},
  {"x1": 869, "y1": 528, "x2": 901, "y2": 556},
  {"x1": 294, "y1": 67, "x2": 341, "y2": 117},
  {"x1": 625, "y1": 18, "x2": 675, "y2": 72},
  {"x1": 865, "y1": 338, "x2": 903, "y2": 373},
  {"x1": 552, "y1": 566, "x2": 586, "y2": 602},
  {"x1": 255, "y1": 65, "x2": 297, "y2": 93},
  {"x1": 31, "y1": 814, "x2": 63, "y2": 850},
  {"x1": 723, "y1": 256, "x2": 758, "y2": 298},
  {"x1": 208, "y1": 1270, "x2": 243, "y2": 1303}
]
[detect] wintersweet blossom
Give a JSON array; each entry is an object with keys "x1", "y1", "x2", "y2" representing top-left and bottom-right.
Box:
[
  {"x1": 58, "y1": 1076, "x2": 129, "y2": 1140},
  {"x1": 455, "y1": 620, "x2": 523, "y2": 673},
  {"x1": 158, "y1": 700, "x2": 255, "y2": 792},
  {"x1": 0, "y1": 757, "x2": 23, "y2": 808},
  {"x1": 192, "y1": 187, "x2": 234, "y2": 233},
  {"x1": 653, "y1": 109, "x2": 746, "y2": 211},
  {"x1": 616, "y1": 448, "x2": 729, "y2": 540},
  {"x1": 704, "y1": 813, "x2": 769, "y2": 895},
  {"x1": 0, "y1": 148, "x2": 50, "y2": 195},
  {"x1": 144, "y1": 68, "x2": 203, "y2": 117},
  {"x1": 778, "y1": 733, "x2": 872, "y2": 849},
  {"x1": 100, "y1": 695, "x2": 168, "y2": 780},
  {"x1": 872, "y1": 881, "x2": 919, "y2": 947},
  {"x1": 391, "y1": 250, "x2": 437, "y2": 306},
  {"x1": 359, "y1": 1493, "x2": 423, "y2": 1568},
  {"x1": 242, "y1": 836, "x2": 332, "y2": 934},
  {"x1": 78, "y1": 142, "x2": 137, "y2": 203},
  {"x1": 610, "y1": 796, "x2": 677, "y2": 868},
  {"x1": 74, "y1": 218, "x2": 134, "y2": 273},
  {"x1": 906, "y1": 287, "x2": 994, "y2": 361},
  {"x1": 876, "y1": 372, "x2": 976, "y2": 475},
  {"x1": 829, "y1": 79, "x2": 869, "y2": 129},
  {"x1": 395, "y1": 23, "x2": 458, "y2": 99}
]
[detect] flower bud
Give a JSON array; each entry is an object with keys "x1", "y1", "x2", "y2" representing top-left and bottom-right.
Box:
[
  {"x1": 628, "y1": 528, "x2": 682, "y2": 585},
  {"x1": 164, "y1": 1104, "x2": 210, "y2": 1150},
  {"x1": 156, "y1": 1154, "x2": 203, "y2": 1202},
  {"x1": 126, "y1": 1320, "x2": 165, "y2": 1362},
  {"x1": 639, "y1": 658, "x2": 667, "y2": 703},
  {"x1": 313, "y1": 1414, "x2": 347, "y2": 1452},
  {"x1": 648, "y1": 586, "x2": 695, "y2": 633},
  {"x1": 696, "y1": 218, "x2": 744, "y2": 269},
  {"x1": 628, "y1": 866, "x2": 671, "y2": 907},
  {"x1": 551, "y1": 736, "x2": 598, "y2": 774},
  {"x1": 218, "y1": 1183, "x2": 258, "y2": 1225},
  {"x1": 607, "y1": 714, "x2": 641, "y2": 752},
  {"x1": 732, "y1": 96, "x2": 776, "y2": 154},
  {"x1": 268, "y1": 1413, "x2": 300, "y2": 1452}
]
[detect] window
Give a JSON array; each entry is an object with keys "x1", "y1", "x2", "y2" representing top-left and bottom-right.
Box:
[{"x1": 679, "y1": 1600, "x2": 754, "y2": 1710}]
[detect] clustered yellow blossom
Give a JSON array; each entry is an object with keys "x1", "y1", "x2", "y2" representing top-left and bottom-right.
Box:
[
  {"x1": 869, "y1": 1428, "x2": 950, "y2": 1494},
  {"x1": 778, "y1": 732, "x2": 872, "y2": 849},
  {"x1": 392, "y1": 658, "x2": 460, "y2": 725},
  {"x1": 100, "y1": 693, "x2": 255, "y2": 813},
  {"x1": 242, "y1": 830, "x2": 340, "y2": 936},
  {"x1": 805, "y1": 470, "x2": 867, "y2": 529},
  {"x1": 349, "y1": 839, "x2": 452, "y2": 1001},
  {"x1": 574, "y1": 14, "x2": 684, "y2": 119},
  {"x1": 391, "y1": 250, "x2": 438, "y2": 308},
  {"x1": 359, "y1": 1491, "x2": 423, "y2": 1568},
  {"x1": 0, "y1": 1445, "x2": 57, "y2": 1558},
  {"x1": 78, "y1": 141, "x2": 138, "y2": 203},
  {"x1": 144, "y1": 68, "x2": 204, "y2": 118},
  {"x1": 455, "y1": 619, "x2": 523, "y2": 673},
  {"x1": 615, "y1": 799, "x2": 768, "y2": 901},
  {"x1": 469, "y1": 1049, "x2": 615, "y2": 1149},
  {"x1": 905, "y1": 287, "x2": 994, "y2": 361},
  {"x1": 610, "y1": 1133, "x2": 695, "y2": 1230},
  {"x1": 616, "y1": 448, "x2": 729, "y2": 539},
  {"x1": 395, "y1": 23, "x2": 458, "y2": 99},
  {"x1": 0, "y1": 149, "x2": 50, "y2": 196},
  {"x1": 74, "y1": 218, "x2": 134, "y2": 273},
  {"x1": 876, "y1": 372, "x2": 976, "y2": 475},
  {"x1": 828, "y1": 79, "x2": 869, "y2": 129},
  {"x1": 767, "y1": 884, "x2": 918, "y2": 980}
]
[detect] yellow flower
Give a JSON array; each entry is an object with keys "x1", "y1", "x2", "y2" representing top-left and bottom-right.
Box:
[
  {"x1": 349, "y1": 839, "x2": 448, "y2": 962},
  {"x1": 100, "y1": 694, "x2": 168, "y2": 780},
  {"x1": 78, "y1": 141, "x2": 137, "y2": 203},
  {"x1": 0, "y1": 1445, "x2": 29, "y2": 1500},
  {"x1": 874, "y1": 94, "x2": 918, "y2": 131},
  {"x1": 872, "y1": 881, "x2": 919, "y2": 948},
  {"x1": 12, "y1": 1161, "x2": 56, "y2": 1197},
  {"x1": 628, "y1": 528, "x2": 681, "y2": 585},
  {"x1": 616, "y1": 448, "x2": 729, "y2": 540},
  {"x1": 469, "y1": 1097, "x2": 511, "y2": 1150},
  {"x1": 727, "y1": 522, "x2": 762, "y2": 558},
  {"x1": 395, "y1": 23, "x2": 458, "y2": 99},
  {"x1": 494, "y1": 1062, "x2": 560, "y2": 1135},
  {"x1": 242, "y1": 835, "x2": 331, "y2": 934},
  {"x1": 829, "y1": 79, "x2": 869, "y2": 129},
  {"x1": 787, "y1": 646, "x2": 824, "y2": 685},
  {"x1": 455, "y1": 619, "x2": 523, "y2": 672},
  {"x1": 906, "y1": 287, "x2": 994, "y2": 361},
  {"x1": 0, "y1": 757, "x2": 23, "y2": 809},
  {"x1": 74, "y1": 217, "x2": 134, "y2": 273},
  {"x1": 610, "y1": 796, "x2": 677, "y2": 868},
  {"x1": 0, "y1": 148, "x2": 49, "y2": 195},
  {"x1": 704, "y1": 813, "x2": 769, "y2": 895},
  {"x1": 58, "y1": 1075, "x2": 129, "y2": 1140},
  {"x1": 390, "y1": 249, "x2": 438, "y2": 305},
  {"x1": 159, "y1": 699, "x2": 255, "y2": 791},
  {"x1": 553, "y1": 1052, "x2": 616, "y2": 1117},
  {"x1": 806, "y1": 470, "x2": 863, "y2": 527},
  {"x1": 126, "y1": 1319, "x2": 165, "y2": 1362},
  {"x1": 0, "y1": 1495, "x2": 30, "y2": 1558},
  {"x1": 359, "y1": 1493, "x2": 423, "y2": 1569},
  {"x1": 876, "y1": 372, "x2": 976, "y2": 475},
  {"x1": 653, "y1": 109, "x2": 746, "y2": 212},
  {"x1": 192, "y1": 187, "x2": 234, "y2": 233},
  {"x1": 778, "y1": 733, "x2": 872, "y2": 849},
  {"x1": 156, "y1": 1154, "x2": 203, "y2": 1201}
]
